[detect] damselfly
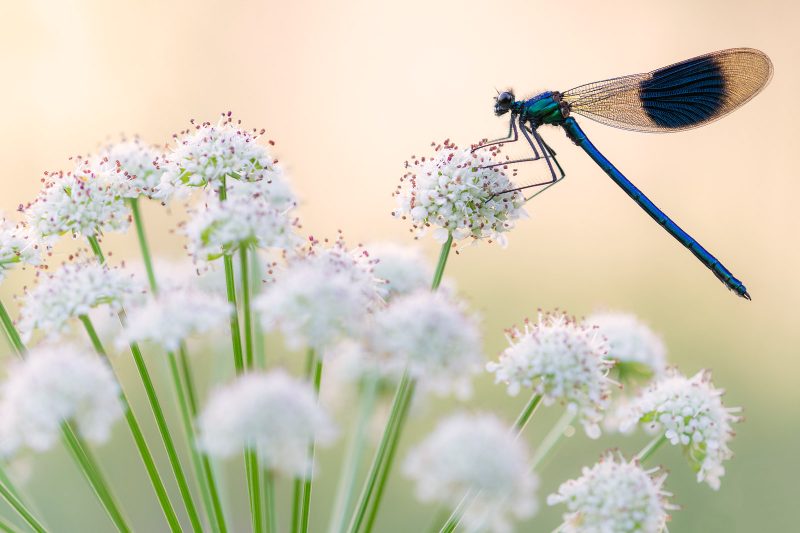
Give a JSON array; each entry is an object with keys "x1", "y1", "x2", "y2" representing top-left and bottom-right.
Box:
[{"x1": 476, "y1": 48, "x2": 772, "y2": 299}]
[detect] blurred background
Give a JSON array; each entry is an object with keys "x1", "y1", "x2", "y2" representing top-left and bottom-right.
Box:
[{"x1": 0, "y1": 0, "x2": 798, "y2": 531}]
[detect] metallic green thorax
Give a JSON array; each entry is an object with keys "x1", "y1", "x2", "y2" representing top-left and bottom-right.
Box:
[{"x1": 517, "y1": 91, "x2": 568, "y2": 126}]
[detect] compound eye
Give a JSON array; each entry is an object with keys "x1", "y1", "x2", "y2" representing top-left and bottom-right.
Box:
[{"x1": 497, "y1": 91, "x2": 514, "y2": 105}]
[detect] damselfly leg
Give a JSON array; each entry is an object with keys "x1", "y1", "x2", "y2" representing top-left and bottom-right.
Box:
[{"x1": 470, "y1": 114, "x2": 519, "y2": 152}]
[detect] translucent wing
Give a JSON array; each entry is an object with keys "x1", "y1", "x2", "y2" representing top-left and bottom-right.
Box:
[{"x1": 562, "y1": 48, "x2": 773, "y2": 133}]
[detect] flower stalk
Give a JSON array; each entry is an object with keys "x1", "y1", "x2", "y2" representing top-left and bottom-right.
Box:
[{"x1": 636, "y1": 433, "x2": 668, "y2": 464}]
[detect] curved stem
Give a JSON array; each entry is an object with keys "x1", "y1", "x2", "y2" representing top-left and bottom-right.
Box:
[
  {"x1": 636, "y1": 433, "x2": 668, "y2": 464},
  {"x1": 79, "y1": 315, "x2": 183, "y2": 533},
  {"x1": 328, "y1": 378, "x2": 379, "y2": 533}
]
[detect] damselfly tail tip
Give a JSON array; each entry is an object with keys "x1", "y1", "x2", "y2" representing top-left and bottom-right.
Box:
[{"x1": 742, "y1": 290, "x2": 752, "y2": 301}]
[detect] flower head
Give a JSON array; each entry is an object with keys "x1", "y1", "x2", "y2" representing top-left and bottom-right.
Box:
[
  {"x1": 119, "y1": 286, "x2": 231, "y2": 351},
  {"x1": 392, "y1": 140, "x2": 527, "y2": 244},
  {"x1": 367, "y1": 290, "x2": 482, "y2": 398},
  {"x1": 487, "y1": 312, "x2": 613, "y2": 438},
  {"x1": 367, "y1": 242, "x2": 432, "y2": 300},
  {"x1": 255, "y1": 237, "x2": 383, "y2": 351},
  {"x1": 620, "y1": 370, "x2": 740, "y2": 490},
  {"x1": 100, "y1": 138, "x2": 165, "y2": 199},
  {"x1": 547, "y1": 452, "x2": 673, "y2": 533},
  {"x1": 403, "y1": 413, "x2": 538, "y2": 533},
  {"x1": 0, "y1": 343, "x2": 123, "y2": 453},
  {"x1": 186, "y1": 179, "x2": 299, "y2": 261},
  {"x1": 198, "y1": 370, "x2": 336, "y2": 478},
  {"x1": 0, "y1": 215, "x2": 40, "y2": 282},
  {"x1": 586, "y1": 312, "x2": 667, "y2": 382},
  {"x1": 18, "y1": 261, "x2": 142, "y2": 341},
  {"x1": 25, "y1": 157, "x2": 131, "y2": 241},
  {"x1": 156, "y1": 113, "x2": 282, "y2": 197}
]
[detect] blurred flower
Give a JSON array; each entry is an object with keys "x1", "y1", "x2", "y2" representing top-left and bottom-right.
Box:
[
  {"x1": 118, "y1": 286, "x2": 231, "y2": 351},
  {"x1": 198, "y1": 370, "x2": 336, "y2": 478},
  {"x1": 585, "y1": 311, "x2": 667, "y2": 382},
  {"x1": 392, "y1": 141, "x2": 526, "y2": 245},
  {"x1": 24, "y1": 157, "x2": 131, "y2": 241},
  {"x1": 365, "y1": 289, "x2": 482, "y2": 398},
  {"x1": 367, "y1": 242, "x2": 432, "y2": 300},
  {"x1": 620, "y1": 370, "x2": 740, "y2": 490},
  {"x1": 547, "y1": 452, "x2": 673, "y2": 533},
  {"x1": 18, "y1": 261, "x2": 143, "y2": 341},
  {"x1": 487, "y1": 312, "x2": 613, "y2": 438},
  {"x1": 0, "y1": 215, "x2": 40, "y2": 282},
  {"x1": 255, "y1": 237, "x2": 382, "y2": 351},
  {"x1": 156, "y1": 113, "x2": 282, "y2": 198},
  {"x1": 186, "y1": 180, "x2": 299, "y2": 261},
  {"x1": 403, "y1": 412, "x2": 538, "y2": 533},
  {"x1": 100, "y1": 137, "x2": 165, "y2": 199},
  {"x1": 0, "y1": 344, "x2": 123, "y2": 453}
]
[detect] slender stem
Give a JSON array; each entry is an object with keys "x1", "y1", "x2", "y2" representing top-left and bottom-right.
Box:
[
  {"x1": 86, "y1": 235, "x2": 105, "y2": 264},
  {"x1": 346, "y1": 373, "x2": 412, "y2": 533},
  {"x1": 61, "y1": 423, "x2": 132, "y2": 533},
  {"x1": 167, "y1": 351, "x2": 227, "y2": 533},
  {"x1": 223, "y1": 253, "x2": 244, "y2": 374},
  {"x1": 513, "y1": 394, "x2": 543, "y2": 434},
  {"x1": 291, "y1": 478, "x2": 303, "y2": 533},
  {"x1": 250, "y1": 250, "x2": 266, "y2": 369},
  {"x1": 129, "y1": 198, "x2": 158, "y2": 294},
  {"x1": 299, "y1": 355, "x2": 323, "y2": 533},
  {"x1": 348, "y1": 236, "x2": 453, "y2": 533},
  {"x1": 178, "y1": 344, "x2": 228, "y2": 533},
  {"x1": 79, "y1": 315, "x2": 183, "y2": 533},
  {"x1": 0, "y1": 301, "x2": 24, "y2": 356},
  {"x1": 264, "y1": 471, "x2": 277, "y2": 533},
  {"x1": 245, "y1": 450, "x2": 263, "y2": 533},
  {"x1": 120, "y1": 314, "x2": 203, "y2": 533},
  {"x1": 0, "y1": 466, "x2": 22, "y2": 503},
  {"x1": 636, "y1": 433, "x2": 668, "y2": 464},
  {"x1": 431, "y1": 234, "x2": 453, "y2": 291},
  {"x1": 240, "y1": 246, "x2": 254, "y2": 370},
  {"x1": 0, "y1": 477, "x2": 46, "y2": 533},
  {"x1": 0, "y1": 516, "x2": 23, "y2": 533},
  {"x1": 531, "y1": 410, "x2": 576, "y2": 471},
  {"x1": 329, "y1": 378, "x2": 379, "y2": 533}
]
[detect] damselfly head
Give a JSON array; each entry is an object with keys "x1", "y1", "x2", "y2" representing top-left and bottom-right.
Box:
[{"x1": 494, "y1": 91, "x2": 515, "y2": 116}]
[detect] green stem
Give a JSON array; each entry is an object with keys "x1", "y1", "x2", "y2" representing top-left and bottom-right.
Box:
[
  {"x1": 328, "y1": 378, "x2": 379, "y2": 533},
  {"x1": 513, "y1": 394, "x2": 543, "y2": 434},
  {"x1": 299, "y1": 355, "x2": 323, "y2": 533},
  {"x1": 431, "y1": 234, "x2": 453, "y2": 291},
  {"x1": 250, "y1": 251, "x2": 266, "y2": 369},
  {"x1": 0, "y1": 477, "x2": 46, "y2": 533},
  {"x1": 61, "y1": 423, "x2": 132, "y2": 533},
  {"x1": 79, "y1": 315, "x2": 183, "y2": 533},
  {"x1": 636, "y1": 433, "x2": 668, "y2": 464},
  {"x1": 264, "y1": 471, "x2": 277, "y2": 533},
  {"x1": 530, "y1": 410, "x2": 576, "y2": 471},
  {"x1": 86, "y1": 235, "x2": 105, "y2": 264},
  {"x1": 119, "y1": 314, "x2": 204, "y2": 533},
  {"x1": 291, "y1": 479, "x2": 303, "y2": 533},
  {"x1": 240, "y1": 246, "x2": 254, "y2": 370},
  {"x1": 223, "y1": 253, "x2": 244, "y2": 374},
  {"x1": 128, "y1": 198, "x2": 158, "y2": 294},
  {"x1": 0, "y1": 301, "x2": 24, "y2": 356},
  {"x1": 0, "y1": 467, "x2": 22, "y2": 503},
  {"x1": 178, "y1": 344, "x2": 228, "y2": 533},
  {"x1": 245, "y1": 450, "x2": 263, "y2": 533},
  {"x1": 348, "y1": 235, "x2": 453, "y2": 533},
  {"x1": 0, "y1": 516, "x2": 23, "y2": 533},
  {"x1": 167, "y1": 350, "x2": 227, "y2": 533}
]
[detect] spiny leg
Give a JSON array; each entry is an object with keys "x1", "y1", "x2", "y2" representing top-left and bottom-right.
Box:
[{"x1": 471, "y1": 114, "x2": 518, "y2": 152}]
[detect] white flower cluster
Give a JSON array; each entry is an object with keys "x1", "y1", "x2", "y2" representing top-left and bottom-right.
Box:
[
  {"x1": 156, "y1": 114, "x2": 282, "y2": 197},
  {"x1": 119, "y1": 286, "x2": 231, "y2": 351},
  {"x1": 255, "y1": 238, "x2": 383, "y2": 351},
  {"x1": 392, "y1": 142, "x2": 527, "y2": 244},
  {"x1": 620, "y1": 370, "x2": 739, "y2": 490},
  {"x1": 367, "y1": 242, "x2": 432, "y2": 300},
  {"x1": 366, "y1": 290, "x2": 482, "y2": 398},
  {"x1": 101, "y1": 138, "x2": 165, "y2": 199},
  {"x1": 186, "y1": 179, "x2": 299, "y2": 261},
  {"x1": 18, "y1": 261, "x2": 142, "y2": 341},
  {"x1": 547, "y1": 452, "x2": 673, "y2": 533},
  {"x1": 0, "y1": 344, "x2": 123, "y2": 453},
  {"x1": 403, "y1": 413, "x2": 538, "y2": 533},
  {"x1": 25, "y1": 158, "x2": 131, "y2": 240},
  {"x1": 0, "y1": 215, "x2": 40, "y2": 282},
  {"x1": 586, "y1": 311, "x2": 667, "y2": 380},
  {"x1": 198, "y1": 370, "x2": 336, "y2": 478},
  {"x1": 487, "y1": 312, "x2": 613, "y2": 438}
]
